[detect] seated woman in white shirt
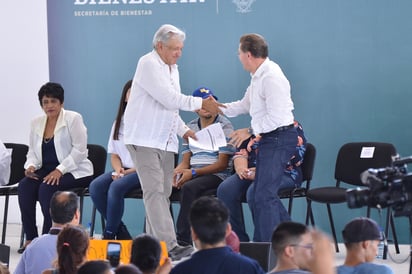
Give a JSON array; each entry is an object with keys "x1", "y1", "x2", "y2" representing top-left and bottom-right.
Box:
[{"x1": 89, "y1": 80, "x2": 140, "y2": 240}]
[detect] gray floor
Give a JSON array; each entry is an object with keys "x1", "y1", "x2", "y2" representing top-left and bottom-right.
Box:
[{"x1": 3, "y1": 223, "x2": 411, "y2": 273}]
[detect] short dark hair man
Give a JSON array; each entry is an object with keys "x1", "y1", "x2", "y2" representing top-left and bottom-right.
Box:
[
  {"x1": 15, "y1": 191, "x2": 80, "y2": 274},
  {"x1": 337, "y1": 217, "x2": 394, "y2": 274},
  {"x1": 170, "y1": 196, "x2": 265, "y2": 274},
  {"x1": 269, "y1": 221, "x2": 312, "y2": 274}
]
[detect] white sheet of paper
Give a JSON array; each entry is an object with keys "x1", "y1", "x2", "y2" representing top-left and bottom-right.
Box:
[
  {"x1": 360, "y1": 147, "x2": 375, "y2": 158},
  {"x1": 188, "y1": 123, "x2": 227, "y2": 151}
]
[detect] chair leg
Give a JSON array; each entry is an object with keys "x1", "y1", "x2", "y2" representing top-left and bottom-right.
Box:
[
  {"x1": 305, "y1": 200, "x2": 315, "y2": 226},
  {"x1": 288, "y1": 196, "x2": 294, "y2": 215},
  {"x1": 90, "y1": 206, "x2": 97, "y2": 237},
  {"x1": 79, "y1": 194, "x2": 84, "y2": 224},
  {"x1": 326, "y1": 204, "x2": 339, "y2": 252},
  {"x1": 20, "y1": 226, "x2": 25, "y2": 248},
  {"x1": 2, "y1": 194, "x2": 9, "y2": 244},
  {"x1": 389, "y1": 215, "x2": 400, "y2": 254},
  {"x1": 385, "y1": 208, "x2": 400, "y2": 256}
]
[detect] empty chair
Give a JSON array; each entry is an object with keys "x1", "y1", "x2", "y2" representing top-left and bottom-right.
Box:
[{"x1": 305, "y1": 142, "x2": 398, "y2": 253}]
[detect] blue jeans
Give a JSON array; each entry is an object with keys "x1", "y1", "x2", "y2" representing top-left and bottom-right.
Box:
[
  {"x1": 89, "y1": 171, "x2": 140, "y2": 235},
  {"x1": 252, "y1": 127, "x2": 298, "y2": 241},
  {"x1": 217, "y1": 171, "x2": 299, "y2": 242}
]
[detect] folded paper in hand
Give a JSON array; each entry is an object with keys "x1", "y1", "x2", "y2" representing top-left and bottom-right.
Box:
[{"x1": 188, "y1": 123, "x2": 227, "y2": 151}]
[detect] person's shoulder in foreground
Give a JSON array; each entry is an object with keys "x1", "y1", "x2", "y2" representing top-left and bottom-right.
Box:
[
  {"x1": 337, "y1": 262, "x2": 393, "y2": 274},
  {"x1": 268, "y1": 269, "x2": 309, "y2": 274},
  {"x1": 170, "y1": 196, "x2": 265, "y2": 274},
  {"x1": 171, "y1": 246, "x2": 264, "y2": 274}
]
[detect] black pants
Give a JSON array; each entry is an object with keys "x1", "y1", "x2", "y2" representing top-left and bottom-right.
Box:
[{"x1": 176, "y1": 174, "x2": 222, "y2": 244}]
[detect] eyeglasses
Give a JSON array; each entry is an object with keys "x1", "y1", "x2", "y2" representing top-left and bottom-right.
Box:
[{"x1": 290, "y1": 243, "x2": 313, "y2": 250}]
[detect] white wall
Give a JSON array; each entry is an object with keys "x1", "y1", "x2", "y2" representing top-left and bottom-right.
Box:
[{"x1": 0, "y1": 0, "x2": 49, "y2": 223}]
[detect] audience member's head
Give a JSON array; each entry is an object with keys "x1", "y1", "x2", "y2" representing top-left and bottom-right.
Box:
[
  {"x1": 342, "y1": 217, "x2": 381, "y2": 262},
  {"x1": 115, "y1": 264, "x2": 142, "y2": 274},
  {"x1": 38, "y1": 82, "x2": 64, "y2": 107},
  {"x1": 131, "y1": 234, "x2": 161, "y2": 274},
  {"x1": 55, "y1": 225, "x2": 89, "y2": 274},
  {"x1": 50, "y1": 191, "x2": 80, "y2": 225},
  {"x1": 271, "y1": 221, "x2": 312, "y2": 271},
  {"x1": 77, "y1": 260, "x2": 112, "y2": 274},
  {"x1": 189, "y1": 196, "x2": 230, "y2": 247}
]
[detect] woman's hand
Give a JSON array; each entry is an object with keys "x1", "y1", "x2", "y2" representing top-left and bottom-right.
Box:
[
  {"x1": 25, "y1": 166, "x2": 39, "y2": 180},
  {"x1": 236, "y1": 167, "x2": 255, "y2": 180},
  {"x1": 43, "y1": 169, "x2": 63, "y2": 185},
  {"x1": 112, "y1": 168, "x2": 125, "y2": 180}
]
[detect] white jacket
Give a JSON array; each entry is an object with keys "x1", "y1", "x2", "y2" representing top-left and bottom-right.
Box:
[
  {"x1": 25, "y1": 108, "x2": 93, "y2": 179},
  {"x1": 0, "y1": 140, "x2": 11, "y2": 185}
]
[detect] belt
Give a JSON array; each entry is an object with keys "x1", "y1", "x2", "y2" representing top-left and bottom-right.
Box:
[{"x1": 260, "y1": 124, "x2": 294, "y2": 136}]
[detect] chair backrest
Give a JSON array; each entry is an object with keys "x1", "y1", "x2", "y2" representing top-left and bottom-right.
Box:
[
  {"x1": 301, "y1": 143, "x2": 316, "y2": 188},
  {"x1": 87, "y1": 144, "x2": 107, "y2": 179},
  {"x1": 4, "y1": 143, "x2": 28, "y2": 186},
  {"x1": 239, "y1": 242, "x2": 276, "y2": 272},
  {"x1": 0, "y1": 243, "x2": 10, "y2": 267},
  {"x1": 334, "y1": 142, "x2": 396, "y2": 187}
]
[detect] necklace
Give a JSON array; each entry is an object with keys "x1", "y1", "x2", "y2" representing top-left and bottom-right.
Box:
[{"x1": 44, "y1": 136, "x2": 54, "y2": 144}]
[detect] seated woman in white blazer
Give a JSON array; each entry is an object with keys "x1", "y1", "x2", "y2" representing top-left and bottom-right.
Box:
[{"x1": 18, "y1": 82, "x2": 93, "y2": 253}]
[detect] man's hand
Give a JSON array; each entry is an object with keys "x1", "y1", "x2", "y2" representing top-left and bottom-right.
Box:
[
  {"x1": 229, "y1": 128, "x2": 252, "y2": 148},
  {"x1": 183, "y1": 129, "x2": 197, "y2": 141},
  {"x1": 202, "y1": 96, "x2": 225, "y2": 115}
]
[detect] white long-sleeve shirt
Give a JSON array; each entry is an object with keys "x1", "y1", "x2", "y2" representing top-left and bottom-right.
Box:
[
  {"x1": 0, "y1": 140, "x2": 11, "y2": 185},
  {"x1": 124, "y1": 50, "x2": 202, "y2": 153},
  {"x1": 107, "y1": 119, "x2": 134, "y2": 169},
  {"x1": 223, "y1": 58, "x2": 294, "y2": 135}
]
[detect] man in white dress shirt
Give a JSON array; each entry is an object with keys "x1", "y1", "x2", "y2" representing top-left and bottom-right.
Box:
[
  {"x1": 124, "y1": 24, "x2": 223, "y2": 261},
  {"x1": 222, "y1": 33, "x2": 298, "y2": 242}
]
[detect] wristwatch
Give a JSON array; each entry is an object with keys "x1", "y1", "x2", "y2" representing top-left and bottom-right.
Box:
[{"x1": 191, "y1": 169, "x2": 197, "y2": 178}]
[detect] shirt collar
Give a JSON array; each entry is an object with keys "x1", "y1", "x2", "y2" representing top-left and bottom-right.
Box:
[{"x1": 251, "y1": 57, "x2": 270, "y2": 79}]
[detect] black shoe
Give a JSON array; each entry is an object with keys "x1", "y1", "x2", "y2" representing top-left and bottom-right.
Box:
[
  {"x1": 116, "y1": 224, "x2": 132, "y2": 240},
  {"x1": 17, "y1": 246, "x2": 25, "y2": 254},
  {"x1": 103, "y1": 230, "x2": 116, "y2": 240},
  {"x1": 17, "y1": 241, "x2": 31, "y2": 254},
  {"x1": 169, "y1": 245, "x2": 194, "y2": 261},
  {"x1": 177, "y1": 239, "x2": 192, "y2": 247}
]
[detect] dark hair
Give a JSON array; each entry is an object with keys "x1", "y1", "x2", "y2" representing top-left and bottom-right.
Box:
[
  {"x1": 77, "y1": 260, "x2": 111, "y2": 274},
  {"x1": 56, "y1": 225, "x2": 89, "y2": 274},
  {"x1": 270, "y1": 221, "x2": 309, "y2": 256},
  {"x1": 38, "y1": 82, "x2": 65, "y2": 107},
  {"x1": 115, "y1": 264, "x2": 142, "y2": 274},
  {"x1": 239, "y1": 33, "x2": 268, "y2": 58},
  {"x1": 113, "y1": 80, "x2": 133, "y2": 140},
  {"x1": 131, "y1": 234, "x2": 161, "y2": 273},
  {"x1": 189, "y1": 196, "x2": 229, "y2": 245},
  {"x1": 50, "y1": 191, "x2": 79, "y2": 224}
]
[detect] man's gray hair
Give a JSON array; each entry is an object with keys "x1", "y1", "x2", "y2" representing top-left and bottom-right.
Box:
[{"x1": 153, "y1": 24, "x2": 185, "y2": 48}]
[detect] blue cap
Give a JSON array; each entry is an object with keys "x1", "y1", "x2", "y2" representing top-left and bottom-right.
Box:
[{"x1": 192, "y1": 87, "x2": 218, "y2": 100}]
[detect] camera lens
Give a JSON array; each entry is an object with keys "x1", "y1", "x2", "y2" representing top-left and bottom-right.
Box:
[{"x1": 346, "y1": 188, "x2": 370, "y2": 209}]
